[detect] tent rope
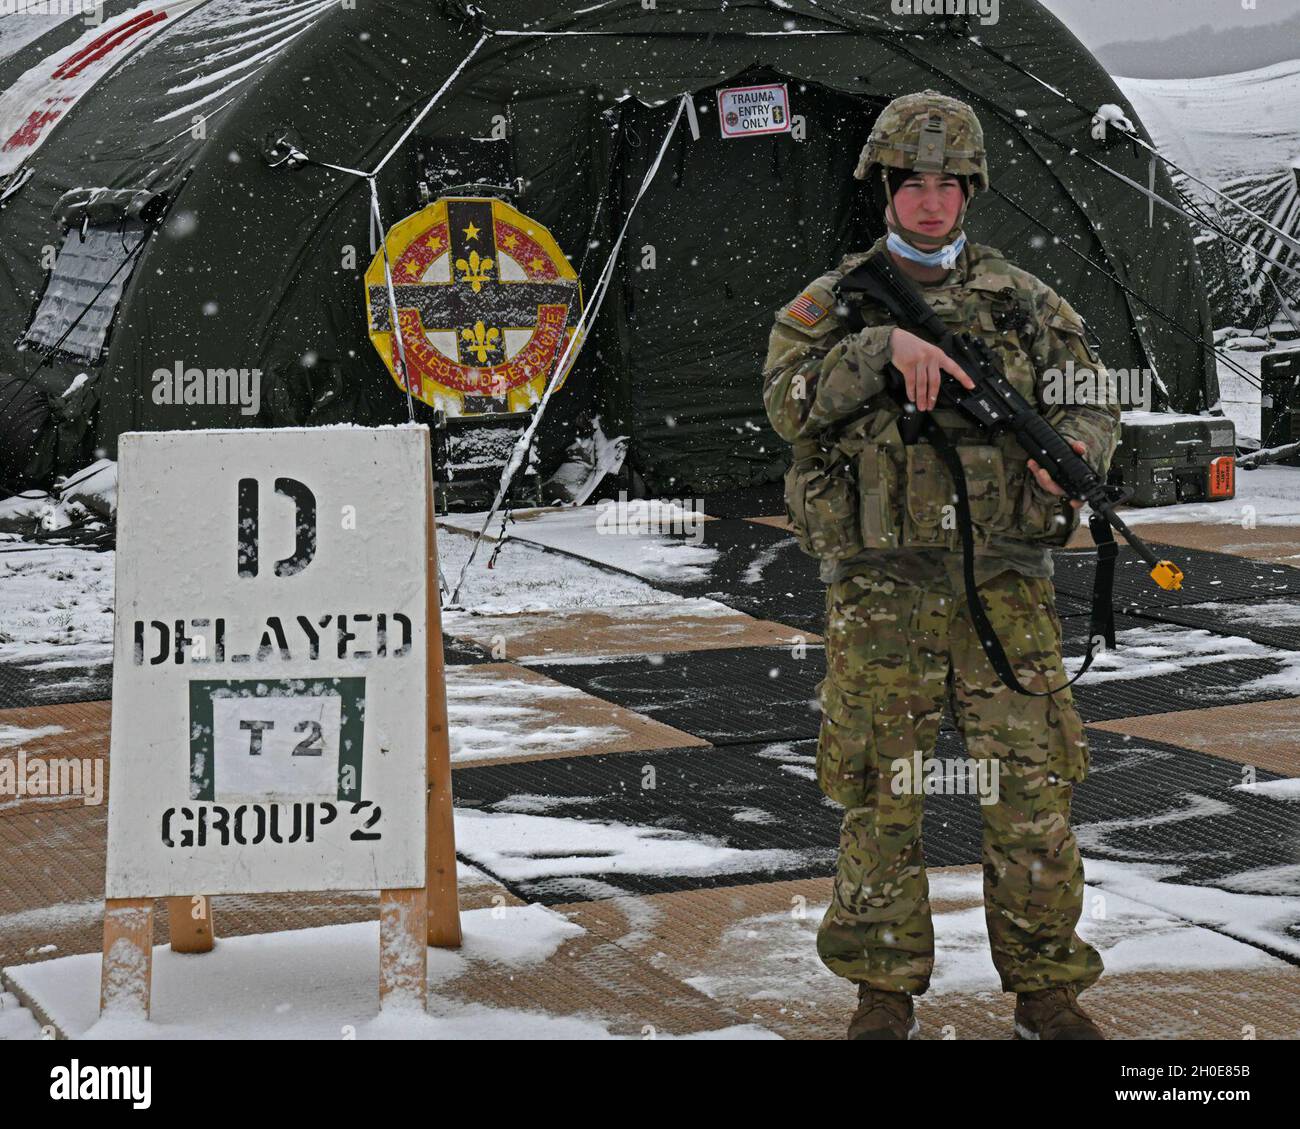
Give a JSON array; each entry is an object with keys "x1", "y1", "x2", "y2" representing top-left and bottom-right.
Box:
[
  {"x1": 803, "y1": 0, "x2": 1300, "y2": 261},
  {"x1": 265, "y1": 30, "x2": 494, "y2": 425},
  {"x1": 990, "y1": 185, "x2": 1265, "y2": 400},
  {"x1": 955, "y1": 32, "x2": 1300, "y2": 259},
  {"x1": 447, "y1": 92, "x2": 692, "y2": 606},
  {"x1": 367, "y1": 177, "x2": 416, "y2": 424}
]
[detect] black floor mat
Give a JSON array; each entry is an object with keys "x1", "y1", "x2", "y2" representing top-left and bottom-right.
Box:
[
  {"x1": 1070, "y1": 657, "x2": 1295, "y2": 720},
  {"x1": 442, "y1": 634, "x2": 495, "y2": 665},
  {"x1": 1051, "y1": 541, "x2": 1300, "y2": 609},
  {"x1": 450, "y1": 729, "x2": 1300, "y2": 909},
  {"x1": 1058, "y1": 613, "x2": 1300, "y2": 719},
  {"x1": 660, "y1": 518, "x2": 827, "y2": 616},
  {"x1": 1119, "y1": 597, "x2": 1300, "y2": 654},
  {"x1": 526, "y1": 645, "x2": 827, "y2": 746},
  {"x1": 527, "y1": 614, "x2": 1300, "y2": 744},
  {"x1": 0, "y1": 660, "x2": 112, "y2": 709},
  {"x1": 1052, "y1": 590, "x2": 1097, "y2": 617},
  {"x1": 698, "y1": 482, "x2": 786, "y2": 519}
]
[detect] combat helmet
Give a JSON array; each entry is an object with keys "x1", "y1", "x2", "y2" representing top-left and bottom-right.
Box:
[{"x1": 854, "y1": 90, "x2": 989, "y2": 251}]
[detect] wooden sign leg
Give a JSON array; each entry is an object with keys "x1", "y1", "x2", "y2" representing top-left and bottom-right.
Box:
[
  {"x1": 167, "y1": 895, "x2": 215, "y2": 953},
  {"x1": 100, "y1": 898, "x2": 154, "y2": 1018},
  {"x1": 425, "y1": 465, "x2": 462, "y2": 948},
  {"x1": 379, "y1": 888, "x2": 428, "y2": 1010}
]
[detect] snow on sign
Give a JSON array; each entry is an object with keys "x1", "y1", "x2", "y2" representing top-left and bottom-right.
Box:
[
  {"x1": 717, "y1": 83, "x2": 791, "y2": 139},
  {"x1": 105, "y1": 427, "x2": 430, "y2": 900}
]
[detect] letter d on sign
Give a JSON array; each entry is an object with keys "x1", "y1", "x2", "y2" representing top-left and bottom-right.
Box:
[{"x1": 237, "y1": 477, "x2": 318, "y2": 578}]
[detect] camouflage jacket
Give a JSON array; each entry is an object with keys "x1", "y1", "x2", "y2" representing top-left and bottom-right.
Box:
[{"x1": 762, "y1": 236, "x2": 1122, "y2": 590}]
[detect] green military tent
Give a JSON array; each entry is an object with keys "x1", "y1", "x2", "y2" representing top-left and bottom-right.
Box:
[{"x1": 0, "y1": 0, "x2": 1223, "y2": 498}]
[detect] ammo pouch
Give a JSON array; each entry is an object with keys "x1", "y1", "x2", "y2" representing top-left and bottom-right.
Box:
[
  {"x1": 784, "y1": 435, "x2": 865, "y2": 561},
  {"x1": 785, "y1": 408, "x2": 1078, "y2": 562}
]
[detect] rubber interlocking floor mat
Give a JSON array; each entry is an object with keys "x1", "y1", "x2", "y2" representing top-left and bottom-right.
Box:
[
  {"x1": 1058, "y1": 613, "x2": 1300, "y2": 720},
  {"x1": 635, "y1": 520, "x2": 1106, "y2": 628},
  {"x1": 1050, "y1": 590, "x2": 1095, "y2": 617},
  {"x1": 698, "y1": 481, "x2": 786, "y2": 519},
  {"x1": 525, "y1": 616, "x2": 1300, "y2": 742},
  {"x1": 451, "y1": 728, "x2": 1300, "y2": 916},
  {"x1": 654, "y1": 518, "x2": 826, "y2": 617},
  {"x1": 0, "y1": 660, "x2": 111, "y2": 710},
  {"x1": 1117, "y1": 596, "x2": 1300, "y2": 653},
  {"x1": 451, "y1": 736, "x2": 963, "y2": 903},
  {"x1": 1051, "y1": 541, "x2": 1300, "y2": 609},
  {"x1": 524, "y1": 645, "x2": 827, "y2": 745},
  {"x1": 1069, "y1": 732, "x2": 1300, "y2": 906},
  {"x1": 442, "y1": 635, "x2": 495, "y2": 665}
]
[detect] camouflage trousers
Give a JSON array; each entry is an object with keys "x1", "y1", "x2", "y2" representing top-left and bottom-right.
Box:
[{"x1": 814, "y1": 564, "x2": 1105, "y2": 997}]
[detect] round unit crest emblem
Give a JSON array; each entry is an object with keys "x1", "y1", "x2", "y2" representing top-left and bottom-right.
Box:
[{"x1": 365, "y1": 196, "x2": 583, "y2": 414}]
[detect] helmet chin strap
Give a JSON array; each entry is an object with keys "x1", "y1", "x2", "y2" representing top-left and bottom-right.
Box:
[{"x1": 880, "y1": 168, "x2": 973, "y2": 259}]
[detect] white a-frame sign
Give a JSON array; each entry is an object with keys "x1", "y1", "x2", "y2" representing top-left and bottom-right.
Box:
[{"x1": 102, "y1": 425, "x2": 459, "y2": 1018}]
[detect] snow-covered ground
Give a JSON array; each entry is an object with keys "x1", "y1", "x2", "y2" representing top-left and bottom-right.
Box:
[
  {"x1": 3, "y1": 484, "x2": 1299, "y2": 1039},
  {"x1": 0, "y1": 901, "x2": 771, "y2": 1040},
  {"x1": 4, "y1": 860, "x2": 1294, "y2": 1039},
  {"x1": 1214, "y1": 344, "x2": 1265, "y2": 447},
  {"x1": 0, "y1": 542, "x2": 114, "y2": 667},
  {"x1": 2, "y1": 467, "x2": 1297, "y2": 670}
]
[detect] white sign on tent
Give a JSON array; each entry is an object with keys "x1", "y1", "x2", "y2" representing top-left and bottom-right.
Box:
[{"x1": 717, "y1": 83, "x2": 791, "y2": 139}]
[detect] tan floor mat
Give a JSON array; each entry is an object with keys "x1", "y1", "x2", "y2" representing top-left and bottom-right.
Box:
[
  {"x1": 432, "y1": 916, "x2": 756, "y2": 1038},
  {"x1": 445, "y1": 601, "x2": 816, "y2": 663},
  {"x1": 0, "y1": 701, "x2": 110, "y2": 816},
  {"x1": 0, "y1": 792, "x2": 520, "y2": 971},
  {"x1": 554, "y1": 869, "x2": 1300, "y2": 1040},
  {"x1": 1066, "y1": 517, "x2": 1300, "y2": 564},
  {"x1": 1092, "y1": 698, "x2": 1300, "y2": 777}
]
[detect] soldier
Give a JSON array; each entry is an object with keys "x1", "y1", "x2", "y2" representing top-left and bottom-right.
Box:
[{"x1": 762, "y1": 90, "x2": 1121, "y2": 1040}]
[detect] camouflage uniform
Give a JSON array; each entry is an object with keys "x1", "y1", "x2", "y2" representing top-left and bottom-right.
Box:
[{"x1": 761, "y1": 92, "x2": 1119, "y2": 999}]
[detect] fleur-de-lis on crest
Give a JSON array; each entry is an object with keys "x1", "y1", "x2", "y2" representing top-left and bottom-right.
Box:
[
  {"x1": 455, "y1": 249, "x2": 495, "y2": 292},
  {"x1": 461, "y1": 320, "x2": 501, "y2": 363}
]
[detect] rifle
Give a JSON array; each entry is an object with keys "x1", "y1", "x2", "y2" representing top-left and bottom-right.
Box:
[{"x1": 833, "y1": 251, "x2": 1184, "y2": 697}]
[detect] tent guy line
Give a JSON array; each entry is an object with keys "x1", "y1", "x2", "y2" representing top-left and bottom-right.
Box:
[
  {"x1": 953, "y1": 27, "x2": 1300, "y2": 259},
  {"x1": 448, "y1": 93, "x2": 692, "y2": 606},
  {"x1": 990, "y1": 186, "x2": 1264, "y2": 397}
]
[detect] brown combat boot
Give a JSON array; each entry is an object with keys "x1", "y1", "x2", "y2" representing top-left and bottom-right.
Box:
[
  {"x1": 1013, "y1": 984, "x2": 1104, "y2": 1040},
  {"x1": 848, "y1": 984, "x2": 920, "y2": 1040}
]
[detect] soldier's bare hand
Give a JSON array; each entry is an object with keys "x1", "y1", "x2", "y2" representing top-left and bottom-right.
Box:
[
  {"x1": 887, "y1": 328, "x2": 976, "y2": 412},
  {"x1": 1027, "y1": 440, "x2": 1087, "y2": 509}
]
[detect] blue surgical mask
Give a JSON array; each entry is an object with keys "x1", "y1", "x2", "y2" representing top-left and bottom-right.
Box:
[{"x1": 887, "y1": 230, "x2": 966, "y2": 270}]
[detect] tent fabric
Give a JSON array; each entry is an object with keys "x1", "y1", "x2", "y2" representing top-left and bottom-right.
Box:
[
  {"x1": 1118, "y1": 63, "x2": 1300, "y2": 333},
  {"x1": 0, "y1": 0, "x2": 1221, "y2": 495}
]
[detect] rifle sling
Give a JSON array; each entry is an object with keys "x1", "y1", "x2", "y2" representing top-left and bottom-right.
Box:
[{"x1": 920, "y1": 414, "x2": 1118, "y2": 698}]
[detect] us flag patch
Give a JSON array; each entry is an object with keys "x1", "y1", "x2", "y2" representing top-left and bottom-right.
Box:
[{"x1": 787, "y1": 293, "x2": 827, "y2": 327}]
